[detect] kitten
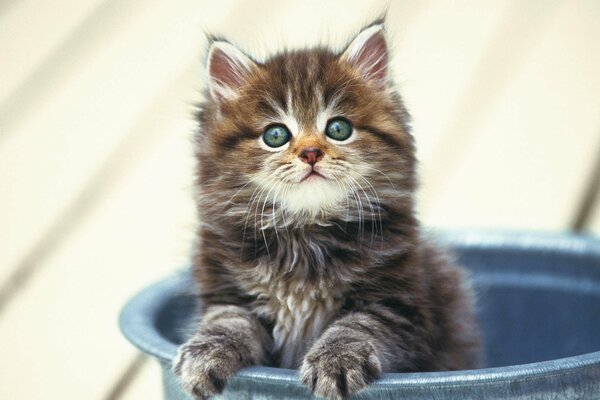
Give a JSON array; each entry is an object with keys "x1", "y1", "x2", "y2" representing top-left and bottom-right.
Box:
[{"x1": 173, "y1": 21, "x2": 481, "y2": 400}]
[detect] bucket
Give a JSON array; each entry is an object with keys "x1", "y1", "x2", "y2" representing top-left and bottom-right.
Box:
[{"x1": 120, "y1": 231, "x2": 600, "y2": 399}]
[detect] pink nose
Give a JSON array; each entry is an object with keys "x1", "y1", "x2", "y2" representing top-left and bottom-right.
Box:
[{"x1": 299, "y1": 147, "x2": 323, "y2": 166}]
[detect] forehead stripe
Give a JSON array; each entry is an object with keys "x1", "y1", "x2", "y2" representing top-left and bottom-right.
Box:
[{"x1": 358, "y1": 125, "x2": 404, "y2": 149}]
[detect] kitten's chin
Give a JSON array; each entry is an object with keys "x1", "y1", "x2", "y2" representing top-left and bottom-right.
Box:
[{"x1": 283, "y1": 179, "x2": 347, "y2": 221}]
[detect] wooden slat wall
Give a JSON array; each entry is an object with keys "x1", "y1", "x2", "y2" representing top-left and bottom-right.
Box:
[
  {"x1": 0, "y1": 67, "x2": 197, "y2": 398},
  {"x1": 0, "y1": 0, "x2": 236, "y2": 397},
  {"x1": 0, "y1": 0, "x2": 108, "y2": 107},
  {"x1": 119, "y1": 359, "x2": 163, "y2": 400},
  {"x1": 589, "y1": 190, "x2": 600, "y2": 234},
  {"x1": 1, "y1": 0, "x2": 599, "y2": 399},
  {"x1": 406, "y1": 0, "x2": 600, "y2": 229},
  {"x1": 0, "y1": 0, "x2": 223, "y2": 290}
]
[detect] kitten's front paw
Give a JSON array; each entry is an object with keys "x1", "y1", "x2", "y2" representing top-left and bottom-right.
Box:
[
  {"x1": 300, "y1": 340, "x2": 381, "y2": 400},
  {"x1": 173, "y1": 335, "x2": 243, "y2": 399}
]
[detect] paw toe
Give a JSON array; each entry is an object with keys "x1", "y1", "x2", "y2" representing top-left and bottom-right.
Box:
[{"x1": 300, "y1": 344, "x2": 381, "y2": 400}]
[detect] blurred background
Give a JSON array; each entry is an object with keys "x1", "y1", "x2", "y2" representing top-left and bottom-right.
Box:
[{"x1": 1, "y1": 0, "x2": 599, "y2": 398}]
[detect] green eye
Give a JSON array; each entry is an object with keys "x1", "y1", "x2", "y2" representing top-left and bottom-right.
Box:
[
  {"x1": 325, "y1": 118, "x2": 353, "y2": 141},
  {"x1": 263, "y1": 125, "x2": 291, "y2": 148}
]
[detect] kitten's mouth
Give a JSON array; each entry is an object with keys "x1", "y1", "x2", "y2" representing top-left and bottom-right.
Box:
[{"x1": 300, "y1": 169, "x2": 327, "y2": 183}]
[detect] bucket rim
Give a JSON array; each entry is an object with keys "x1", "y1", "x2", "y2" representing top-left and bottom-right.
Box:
[{"x1": 119, "y1": 229, "x2": 600, "y2": 388}]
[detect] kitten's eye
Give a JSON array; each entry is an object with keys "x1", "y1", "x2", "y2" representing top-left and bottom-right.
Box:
[
  {"x1": 325, "y1": 118, "x2": 353, "y2": 141},
  {"x1": 263, "y1": 125, "x2": 291, "y2": 148}
]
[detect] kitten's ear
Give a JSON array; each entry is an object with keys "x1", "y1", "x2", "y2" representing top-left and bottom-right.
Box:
[
  {"x1": 341, "y1": 24, "x2": 388, "y2": 87},
  {"x1": 206, "y1": 40, "x2": 257, "y2": 101}
]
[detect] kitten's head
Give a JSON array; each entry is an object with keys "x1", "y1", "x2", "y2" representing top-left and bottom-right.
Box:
[{"x1": 196, "y1": 23, "x2": 416, "y2": 229}]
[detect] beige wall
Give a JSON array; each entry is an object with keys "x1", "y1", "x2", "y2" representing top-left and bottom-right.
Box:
[{"x1": 1, "y1": 1, "x2": 599, "y2": 398}]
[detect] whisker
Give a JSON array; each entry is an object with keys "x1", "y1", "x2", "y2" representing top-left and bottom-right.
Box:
[
  {"x1": 254, "y1": 178, "x2": 276, "y2": 258},
  {"x1": 269, "y1": 180, "x2": 286, "y2": 250},
  {"x1": 345, "y1": 174, "x2": 377, "y2": 243},
  {"x1": 358, "y1": 164, "x2": 396, "y2": 189},
  {"x1": 222, "y1": 177, "x2": 257, "y2": 211},
  {"x1": 240, "y1": 181, "x2": 265, "y2": 259},
  {"x1": 338, "y1": 172, "x2": 365, "y2": 243},
  {"x1": 333, "y1": 176, "x2": 351, "y2": 233},
  {"x1": 354, "y1": 172, "x2": 384, "y2": 245},
  {"x1": 258, "y1": 175, "x2": 284, "y2": 258}
]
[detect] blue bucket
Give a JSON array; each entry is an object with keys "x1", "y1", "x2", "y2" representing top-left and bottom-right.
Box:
[{"x1": 120, "y1": 231, "x2": 600, "y2": 399}]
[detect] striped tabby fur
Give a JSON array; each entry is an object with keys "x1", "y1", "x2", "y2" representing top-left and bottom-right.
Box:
[{"x1": 174, "y1": 21, "x2": 481, "y2": 400}]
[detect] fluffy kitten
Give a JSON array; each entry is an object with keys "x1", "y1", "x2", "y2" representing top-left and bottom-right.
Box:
[{"x1": 173, "y1": 22, "x2": 481, "y2": 400}]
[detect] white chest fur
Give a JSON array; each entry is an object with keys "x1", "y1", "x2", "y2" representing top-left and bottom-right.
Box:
[
  {"x1": 251, "y1": 280, "x2": 342, "y2": 368},
  {"x1": 244, "y1": 231, "x2": 345, "y2": 368}
]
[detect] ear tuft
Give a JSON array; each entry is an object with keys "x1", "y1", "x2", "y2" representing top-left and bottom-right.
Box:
[
  {"x1": 207, "y1": 41, "x2": 256, "y2": 101},
  {"x1": 342, "y1": 24, "x2": 388, "y2": 87}
]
